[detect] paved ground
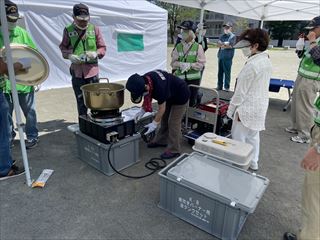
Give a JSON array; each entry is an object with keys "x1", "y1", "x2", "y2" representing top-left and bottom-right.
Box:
[{"x1": 0, "y1": 48, "x2": 308, "y2": 240}]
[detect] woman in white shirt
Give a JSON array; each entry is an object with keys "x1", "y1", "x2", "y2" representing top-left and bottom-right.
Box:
[{"x1": 227, "y1": 29, "x2": 272, "y2": 171}]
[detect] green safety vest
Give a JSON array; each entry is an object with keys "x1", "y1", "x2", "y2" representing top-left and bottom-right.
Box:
[
  {"x1": 314, "y1": 94, "x2": 320, "y2": 127},
  {"x1": 66, "y1": 23, "x2": 97, "y2": 63},
  {"x1": 174, "y1": 42, "x2": 201, "y2": 81},
  {"x1": 0, "y1": 26, "x2": 36, "y2": 93},
  {"x1": 298, "y1": 40, "x2": 320, "y2": 81}
]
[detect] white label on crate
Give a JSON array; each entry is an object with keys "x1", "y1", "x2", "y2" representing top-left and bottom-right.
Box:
[{"x1": 178, "y1": 197, "x2": 211, "y2": 223}]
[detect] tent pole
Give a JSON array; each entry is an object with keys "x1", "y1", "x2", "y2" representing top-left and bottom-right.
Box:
[
  {"x1": 198, "y1": 1, "x2": 206, "y2": 43},
  {"x1": 0, "y1": 0, "x2": 32, "y2": 187},
  {"x1": 260, "y1": 20, "x2": 264, "y2": 29}
]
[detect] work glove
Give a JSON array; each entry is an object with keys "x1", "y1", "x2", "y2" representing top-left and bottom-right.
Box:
[
  {"x1": 68, "y1": 54, "x2": 82, "y2": 64},
  {"x1": 86, "y1": 51, "x2": 98, "y2": 60},
  {"x1": 296, "y1": 38, "x2": 305, "y2": 51},
  {"x1": 144, "y1": 120, "x2": 158, "y2": 135},
  {"x1": 226, "y1": 108, "x2": 234, "y2": 120},
  {"x1": 17, "y1": 58, "x2": 32, "y2": 69},
  {"x1": 134, "y1": 108, "x2": 145, "y2": 122},
  {"x1": 180, "y1": 62, "x2": 191, "y2": 73}
]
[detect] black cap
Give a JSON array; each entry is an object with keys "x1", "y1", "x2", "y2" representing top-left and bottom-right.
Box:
[
  {"x1": 305, "y1": 16, "x2": 320, "y2": 30},
  {"x1": 178, "y1": 20, "x2": 197, "y2": 33},
  {"x1": 73, "y1": 3, "x2": 90, "y2": 21},
  {"x1": 126, "y1": 73, "x2": 146, "y2": 104},
  {"x1": 5, "y1": 0, "x2": 20, "y2": 21},
  {"x1": 223, "y1": 22, "x2": 233, "y2": 28}
]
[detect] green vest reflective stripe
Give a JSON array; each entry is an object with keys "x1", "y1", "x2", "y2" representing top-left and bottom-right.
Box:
[
  {"x1": 66, "y1": 23, "x2": 97, "y2": 64},
  {"x1": 0, "y1": 26, "x2": 36, "y2": 93},
  {"x1": 174, "y1": 42, "x2": 201, "y2": 81},
  {"x1": 314, "y1": 95, "x2": 320, "y2": 126},
  {"x1": 298, "y1": 41, "x2": 320, "y2": 81}
]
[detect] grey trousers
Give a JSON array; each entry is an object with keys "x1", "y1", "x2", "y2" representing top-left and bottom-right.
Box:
[
  {"x1": 291, "y1": 75, "x2": 320, "y2": 139},
  {"x1": 153, "y1": 102, "x2": 188, "y2": 153}
]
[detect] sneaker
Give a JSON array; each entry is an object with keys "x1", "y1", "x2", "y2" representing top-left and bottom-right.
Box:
[
  {"x1": 283, "y1": 232, "x2": 297, "y2": 240},
  {"x1": 224, "y1": 88, "x2": 230, "y2": 92},
  {"x1": 0, "y1": 166, "x2": 25, "y2": 181},
  {"x1": 249, "y1": 162, "x2": 259, "y2": 171},
  {"x1": 290, "y1": 135, "x2": 310, "y2": 144},
  {"x1": 160, "y1": 151, "x2": 180, "y2": 159},
  {"x1": 26, "y1": 138, "x2": 39, "y2": 149},
  {"x1": 285, "y1": 127, "x2": 298, "y2": 134}
]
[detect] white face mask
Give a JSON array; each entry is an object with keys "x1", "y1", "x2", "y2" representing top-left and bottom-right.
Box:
[
  {"x1": 182, "y1": 31, "x2": 189, "y2": 41},
  {"x1": 242, "y1": 47, "x2": 252, "y2": 57},
  {"x1": 74, "y1": 22, "x2": 88, "y2": 30},
  {"x1": 224, "y1": 29, "x2": 230, "y2": 35},
  {"x1": 8, "y1": 22, "x2": 17, "y2": 31}
]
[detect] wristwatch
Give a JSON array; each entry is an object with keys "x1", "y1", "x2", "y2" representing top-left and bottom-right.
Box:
[
  {"x1": 314, "y1": 143, "x2": 320, "y2": 154},
  {"x1": 310, "y1": 41, "x2": 317, "y2": 44}
]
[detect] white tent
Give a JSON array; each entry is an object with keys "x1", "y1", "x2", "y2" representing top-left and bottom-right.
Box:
[
  {"x1": 159, "y1": 0, "x2": 320, "y2": 28},
  {"x1": 14, "y1": 0, "x2": 168, "y2": 90}
]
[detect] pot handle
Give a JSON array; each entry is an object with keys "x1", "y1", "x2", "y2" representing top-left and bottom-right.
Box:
[{"x1": 99, "y1": 77, "x2": 109, "y2": 83}]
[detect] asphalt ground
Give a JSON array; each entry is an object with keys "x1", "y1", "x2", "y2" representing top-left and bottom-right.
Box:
[{"x1": 0, "y1": 48, "x2": 307, "y2": 240}]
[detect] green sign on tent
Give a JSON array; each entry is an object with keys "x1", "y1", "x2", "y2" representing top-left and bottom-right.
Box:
[{"x1": 117, "y1": 33, "x2": 144, "y2": 52}]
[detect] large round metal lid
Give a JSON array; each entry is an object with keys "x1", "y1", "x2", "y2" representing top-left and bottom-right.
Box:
[{"x1": 1, "y1": 44, "x2": 49, "y2": 86}]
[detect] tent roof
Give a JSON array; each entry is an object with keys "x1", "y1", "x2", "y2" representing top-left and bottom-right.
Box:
[
  {"x1": 159, "y1": 0, "x2": 320, "y2": 21},
  {"x1": 15, "y1": 0, "x2": 167, "y2": 16}
]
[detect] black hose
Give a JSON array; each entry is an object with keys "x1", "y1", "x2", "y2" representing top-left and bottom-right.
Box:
[{"x1": 106, "y1": 141, "x2": 167, "y2": 179}]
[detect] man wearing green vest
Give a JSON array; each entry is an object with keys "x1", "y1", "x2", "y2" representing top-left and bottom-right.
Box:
[
  {"x1": 59, "y1": 3, "x2": 106, "y2": 116},
  {"x1": 171, "y1": 20, "x2": 206, "y2": 107},
  {"x1": 0, "y1": 0, "x2": 39, "y2": 149},
  {"x1": 285, "y1": 16, "x2": 320, "y2": 144},
  {"x1": 284, "y1": 95, "x2": 320, "y2": 240},
  {"x1": 0, "y1": 0, "x2": 26, "y2": 180}
]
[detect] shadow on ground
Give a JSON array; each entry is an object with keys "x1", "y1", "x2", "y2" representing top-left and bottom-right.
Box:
[{"x1": 0, "y1": 100, "x2": 307, "y2": 240}]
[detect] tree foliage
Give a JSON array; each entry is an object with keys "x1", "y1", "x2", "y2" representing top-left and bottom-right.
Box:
[
  {"x1": 151, "y1": 1, "x2": 200, "y2": 44},
  {"x1": 266, "y1": 21, "x2": 307, "y2": 46}
]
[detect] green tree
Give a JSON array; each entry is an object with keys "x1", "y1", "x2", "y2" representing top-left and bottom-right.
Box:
[
  {"x1": 233, "y1": 18, "x2": 249, "y2": 35},
  {"x1": 266, "y1": 21, "x2": 307, "y2": 47},
  {"x1": 152, "y1": 1, "x2": 200, "y2": 44}
]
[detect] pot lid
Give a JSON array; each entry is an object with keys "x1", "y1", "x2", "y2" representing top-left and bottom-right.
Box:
[{"x1": 1, "y1": 44, "x2": 49, "y2": 86}]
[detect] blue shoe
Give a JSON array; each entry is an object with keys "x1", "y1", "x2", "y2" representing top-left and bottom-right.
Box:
[{"x1": 160, "y1": 151, "x2": 180, "y2": 159}]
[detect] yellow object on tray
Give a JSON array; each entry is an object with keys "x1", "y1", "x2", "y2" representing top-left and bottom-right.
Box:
[{"x1": 212, "y1": 139, "x2": 228, "y2": 146}]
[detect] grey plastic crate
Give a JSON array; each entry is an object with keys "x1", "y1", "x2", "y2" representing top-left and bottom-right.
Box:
[
  {"x1": 74, "y1": 130, "x2": 140, "y2": 176},
  {"x1": 158, "y1": 152, "x2": 269, "y2": 240}
]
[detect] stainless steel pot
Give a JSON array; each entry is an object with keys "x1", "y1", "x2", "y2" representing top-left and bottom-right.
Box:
[{"x1": 81, "y1": 80, "x2": 125, "y2": 110}]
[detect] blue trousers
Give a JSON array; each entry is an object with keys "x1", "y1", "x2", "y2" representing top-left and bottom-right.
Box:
[
  {"x1": 217, "y1": 58, "x2": 233, "y2": 90},
  {"x1": 5, "y1": 91, "x2": 38, "y2": 141},
  {"x1": 0, "y1": 92, "x2": 13, "y2": 176}
]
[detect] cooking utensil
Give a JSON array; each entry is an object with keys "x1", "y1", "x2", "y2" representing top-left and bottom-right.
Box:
[{"x1": 1, "y1": 44, "x2": 49, "y2": 86}]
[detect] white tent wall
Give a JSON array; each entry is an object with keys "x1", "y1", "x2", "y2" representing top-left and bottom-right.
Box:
[{"x1": 14, "y1": 0, "x2": 167, "y2": 90}]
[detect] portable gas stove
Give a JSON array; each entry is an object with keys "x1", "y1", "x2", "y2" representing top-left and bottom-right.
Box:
[{"x1": 79, "y1": 109, "x2": 135, "y2": 144}]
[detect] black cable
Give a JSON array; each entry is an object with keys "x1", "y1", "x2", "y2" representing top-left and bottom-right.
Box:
[{"x1": 106, "y1": 141, "x2": 167, "y2": 179}]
